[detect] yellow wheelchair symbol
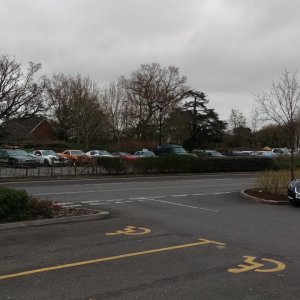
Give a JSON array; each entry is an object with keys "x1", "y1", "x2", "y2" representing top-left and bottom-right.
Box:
[
  {"x1": 106, "y1": 226, "x2": 151, "y2": 236},
  {"x1": 228, "y1": 256, "x2": 286, "y2": 273}
]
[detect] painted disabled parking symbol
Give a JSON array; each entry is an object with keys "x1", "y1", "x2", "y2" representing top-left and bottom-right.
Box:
[
  {"x1": 228, "y1": 256, "x2": 286, "y2": 273},
  {"x1": 105, "y1": 226, "x2": 151, "y2": 236}
]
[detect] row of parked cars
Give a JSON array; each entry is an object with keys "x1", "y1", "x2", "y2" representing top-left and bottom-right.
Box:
[
  {"x1": 0, "y1": 144, "x2": 195, "y2": 168},
  {"x1": 0, "y1": 145, "x2": 291, "y2": 168}
]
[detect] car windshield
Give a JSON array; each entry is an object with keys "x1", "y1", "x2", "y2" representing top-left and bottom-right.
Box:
[
  {"x1": 98, "y1": 150, "x2": 110, "y2": 155},
  {"x1": 173, "y1": 147, "x2": 187, "y2": 154},
  {"x1": 41, "y1": 150, "x2": 57, "y2": 156},
  {"x1": 70, "y1": 150, "x2": 85, "y2": 155},
  {"x1": 211, "y1": 151, "x2": 223, "y2": 157},
  {"x1": 6, "y1": 149, "x2": 30, "y2": 156},
  {"x1": 144, "y1": 151, "x2": 156, "y2": 157},
  {"x1": 120, "y1": 152, "x2": 131, "y2": 156}
]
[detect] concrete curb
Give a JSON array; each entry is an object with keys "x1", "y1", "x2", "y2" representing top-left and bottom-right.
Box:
[
  {"x1": 240, "y1": 190, "x2": 290, "y2": 205},
  {"x1": 0, "y1": 210, "x2": 110, "y2": 230}
]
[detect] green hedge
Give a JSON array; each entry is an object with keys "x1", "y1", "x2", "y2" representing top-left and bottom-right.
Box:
[
  {"x1": 0, "y1": 187, "x2": 53, "y2": 223},
  {"x1": 96, "y1": 156, "x2": 273, "y2": 174}
]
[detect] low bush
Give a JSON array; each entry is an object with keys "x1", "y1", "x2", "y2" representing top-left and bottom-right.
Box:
[
  {"x1": 255, "y1": 169, "x2": 300, "y2": 195},
  {"x1": 96, "y1": 156, "x2": 273, "y2": 174},
  {"x1": 0, "y1": 187, "x2": 30, "y2": 222},
  {"x1": 97, "y1": 157, "x2": 125, "y2": 174},
  {"x1": 0, "y1": 187, "x2": 54, "y2": 223}
]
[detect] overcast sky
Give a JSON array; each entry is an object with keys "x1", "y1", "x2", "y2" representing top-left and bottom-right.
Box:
[{"x1": 1, "y1": 0, "x2": 300, "y2": 122}]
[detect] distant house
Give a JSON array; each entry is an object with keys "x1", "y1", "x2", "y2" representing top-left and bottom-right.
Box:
[
  {"x1": 27, "y1": 119, "x2": 56, "y2": 141},
  {"x1": 2, "y1": 118, "x2": 57, "y2": 144}
]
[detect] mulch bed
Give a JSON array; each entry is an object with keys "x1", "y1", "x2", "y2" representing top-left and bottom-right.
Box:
[
  {"x1": 244, "y1": 188, "x2": 288, "y2": 202},
  {"x1": 52, "y1": 205, "x2": 99, "y2": 218}
]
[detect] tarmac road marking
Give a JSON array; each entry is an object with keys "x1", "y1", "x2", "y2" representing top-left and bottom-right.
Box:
[
  {"x1": 32, "y1": 183, "x2": 244, "y2": 196},
  {"x1": 0, "y1": 238, "x2": 225, "y2": 280},
  {"x1": 149, "y1": 199, "x2": 219, "y2": 213},
  {"x1": 105, "y1": 225, "x2": 151, "y2": 236},
  {"x1": 228, "y1": 256, "x2": 286, "y2": 273}
]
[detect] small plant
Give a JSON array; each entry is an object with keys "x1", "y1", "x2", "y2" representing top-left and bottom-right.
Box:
[
  {"x1": 28, "y1": 197, "x2": 53, "y2": 219},
  {"x1": 256, "y1": 170, "x2": 292, "y2": 195},
  {"x1": 0, "y1": 187, "x2": 31, "y2": 222},
  {"x1": 0, "y1": 186, "x2": 54, "y2": 223}
]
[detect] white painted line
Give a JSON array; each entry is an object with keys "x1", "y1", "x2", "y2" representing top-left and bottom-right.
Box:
[
  {"x1": 81, "y1": 200, "x2": 101, "y2": 203},
  {"x1": 128, "y1": 197, "x2": 147, "y2": 200},
  {"x1": 193, "y1": 191, "x2": 233, "y2": 196},
  {"x1": 62, "y1": 204, "x2": 82, "y2": 207},
  {"x1": 89, "y1": 203, "x2": 109, "y2": 205},
  {"x1": 32, "y1": 184, "x2": 242, "y2": 196},
  {"x1": 57, "y1": 202, "x2": 74, "y2": 205},
  {"x1": 147, "y1": 196, "x2": 165, "y2": 199},
  {"x1": 172, "y1": 194, "x2": 189, "y2": 197},
  {"x1": 213, "y1": 192, "x2": 232, "y2": 195},
  {"x1": 149, "y1": 199, "x2": 218, "y2": 213},
  {"x1": 106, "y1": 199, "x2": 123, "y2": 202}
]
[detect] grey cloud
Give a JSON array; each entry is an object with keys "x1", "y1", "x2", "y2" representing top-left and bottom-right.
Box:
[{"x1": 1, "y1": 0, "x2": 300, "y2": 120}]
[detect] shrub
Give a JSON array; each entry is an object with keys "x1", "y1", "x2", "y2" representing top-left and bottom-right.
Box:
[
  {"x1": 256, "y1": 170, "x2": 292, "y2": 195},
  {"x1": 95, "y1": 155, "x2": 273, "y2": 174},
  {"x1": 0, "y1": 186, "x2": 54, "y2": 223},
  {"x1": 97, "y1": 157, "x2": 125, "y2": 174},
  {"x1": 28, "y1": 197, "x2": 53, "y2": 219},
  {"x1": 0, "y1": 187, "x2": 31, "y2": 222}
]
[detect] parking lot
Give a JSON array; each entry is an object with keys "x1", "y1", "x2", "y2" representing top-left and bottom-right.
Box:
[{"x1": 1, "y1": 173, "x2": 300, "y2": 299}]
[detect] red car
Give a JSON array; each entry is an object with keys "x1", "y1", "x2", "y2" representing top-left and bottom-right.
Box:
[{"x1": 111, "y1": 152, "x2": 138, "y2": 160}]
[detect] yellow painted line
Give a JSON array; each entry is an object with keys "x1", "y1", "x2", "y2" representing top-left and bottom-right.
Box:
[{"x1": 0, "y1": 238, "x2": 225, "y2": 280}]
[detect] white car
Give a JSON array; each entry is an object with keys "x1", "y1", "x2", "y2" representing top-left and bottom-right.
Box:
[
  {"x1": 31, "y1": 149, "x2": 68, "y2": 166},
  {"x1": 85, "y1": 150, "x2": 114, "y2": 158},
  {"x1": 134, "y1": 150, "x2": 157, "y2": 158}
]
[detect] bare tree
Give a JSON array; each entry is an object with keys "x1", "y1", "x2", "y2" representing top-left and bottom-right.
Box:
[
  {"x1": 100, "y1": 81, "x2": 128, "y2": 148},
  {"x1": 120, "y1": 63, "x2": 188, "y2": 140},
  {"x1": 46, "y1": 74, "x2": 76, "y2": 142},
  {"x1": 249, "y1": 106, "x2": 261, "y2": 148},
  {"x1": 256, "y1": 70, "x2": 300, "y2": 179},
  {"x1": 47, "y1": 74, "x2": 106, "y2": 148},
  {"x1": 228, "y1": 109, "x2": 246, "y2": 132},
  {"x1": 0, "y1": 54, "x2": 47, "y2": 124}
]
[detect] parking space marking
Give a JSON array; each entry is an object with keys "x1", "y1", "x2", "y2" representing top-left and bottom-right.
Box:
[
  {"x1": 228, "y1": 256, "x2": 286, "y2": 273},
  {"x1": 0, "y1": 238, "x2": 225, "y2": 281},
  {"x1": 149, "y1": 199, "x2": 219, "y2": 213},
  {"x1": 33, "y1": 184, "x2": 241, "y2": 196},
  {"x1": 57, "y1": 192, "x2": 230, "y2": 210},
  {"x1": 105, "y1": 225, "x2": 151, "y2": 236},
  {"x1": 193, "y1": 192, "x2": 233, "y2": 196}
]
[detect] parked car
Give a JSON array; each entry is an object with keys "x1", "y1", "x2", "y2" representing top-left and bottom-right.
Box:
[
  {"x1": 58, "y1": 149, "x2": 93, "y2": 165},
  {"x1": 134, "y1": 150, "x2": 157, "y2": 158},
  {"x1": 111, "y1": 152, "x2": 138, "y2": 160},
  {"x1": 31, "y1": 149, "x2": 69, "y2": 166},
  {"x1": 288, "y1": 179, "x2": 300, "y2": 204},
  {"x1": 153, "y1": 144, "x2": 193, "y2": 156},
  {"x1": 0, "y1": 149, "x2": 39, "y2": 168},
  {"x1": 272, "y1": 148, "x2": 291, "y2": 156},
  {"x1": 192, "y1": 149, "x2": 223, "y2": 157},
  {"x1": 223, "y1": 150, "x2": 248, "y2": 156},
  {"x1": 86, "y1": 150, "x2": 114, "y2": 158},
  {"x1": 250, "y1": 151, "x2": 273, "y2": 158}
]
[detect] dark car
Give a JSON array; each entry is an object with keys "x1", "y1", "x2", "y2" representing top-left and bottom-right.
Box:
[
  {"x1": 192, "y1": 149, "x2": 224, "y2": 157},
  {"x1": 288, "y1": 179, "x2": 300, "y2": 204},
  {"x1": 0, "y1": 149, "x2": 39, "y2": 167},
  {"x1": 153, "y1": 144, "x2": 193, "y2": 156}
]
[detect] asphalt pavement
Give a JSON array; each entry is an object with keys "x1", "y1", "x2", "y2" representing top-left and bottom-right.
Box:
[{"x1": 1, "y1": 173, "x2": 300, "y2": 300}]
